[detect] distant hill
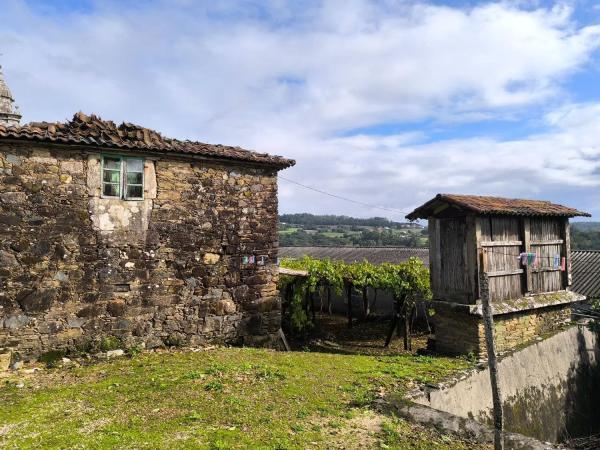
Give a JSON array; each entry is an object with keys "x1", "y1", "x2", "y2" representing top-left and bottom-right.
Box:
[
  {"x1": 571, "y1": 223, "x2": 600, "y2": 250},
  {"x1": 572, "y1": 222, "x2": 600, "y2": 231},
  {"x1": 277, "y1": 216, "x2": 600, "y2": 250},
  {"x1": 278, "y1": 213, "x2": 427, "y2": 247},
  {"x1": 278, "y1": 213, "x2": 421, "y2": 228}
]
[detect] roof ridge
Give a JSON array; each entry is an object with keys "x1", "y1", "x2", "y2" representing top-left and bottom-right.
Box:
[
  {"x1": 407, "y1": 193, "x2": 590, "y2": 219},
  {"x1": 0, "y1": 112, "x2": 295, "y2": 168}
]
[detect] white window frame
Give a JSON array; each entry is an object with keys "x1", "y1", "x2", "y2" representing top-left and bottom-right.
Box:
[{"x1": 101, "y1": 155, "x2": 144, "y2": 200}]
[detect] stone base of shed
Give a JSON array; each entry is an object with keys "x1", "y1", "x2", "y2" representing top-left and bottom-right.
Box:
[{"x1": 432, "y1": 293, "x2": 583, "y2": 358}]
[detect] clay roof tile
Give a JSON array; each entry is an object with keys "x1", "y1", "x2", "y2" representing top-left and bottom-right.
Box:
[
  {"x1": 406, "y1": 193, "x2": 590, "y2": 220},
  {"x1": 0, "y1": 112, "x2": 294, "y2": 169}
]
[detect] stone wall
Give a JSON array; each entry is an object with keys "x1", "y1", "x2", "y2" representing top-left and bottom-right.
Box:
[
  {"x1": 0, "y1": 143, "x2": 282, "y2": 360},
  {"x1": 434, "y1": 303, "x2": 572, "y2": 357},
  {"x1": 413, "y1": 322, "x2": 600, "y2": 443},
  {"x1": 492, "y1": 304, "x2": 571, "y2": 353}
]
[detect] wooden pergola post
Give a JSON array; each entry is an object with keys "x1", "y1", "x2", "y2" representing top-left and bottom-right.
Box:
[
  {"x1": 362, "y1": 286, "x2": 370, "y2": 319},
  {"x1": 311, "y1": 289, "x2": 316, "y2": 322},
  {"x1": 346, "y1": 282, "x2": 353, "y2": 328},
  {"x1": 385, "y1": 294, "x2": 403, "y2": 348}
]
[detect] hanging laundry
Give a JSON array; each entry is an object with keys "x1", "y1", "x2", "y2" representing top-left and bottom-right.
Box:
[
  {"x1": 519, "y1": 252, "x2": 528, "y2": 266},
  {"x1": 553, "y1": 254, "x2": 560, "y2": 269},
  {"x1": 520, "y1": 252, "x2": 538, "y2": 267},
  {"x1": 561, "y1": 257, "x2": 566, "y2": 272},
  {"x1": 248, "y1": 255, "x2": 256, "y2": 264},
  {"x1": 242, "y1": 256, "x2": 249, "y2": 264}
]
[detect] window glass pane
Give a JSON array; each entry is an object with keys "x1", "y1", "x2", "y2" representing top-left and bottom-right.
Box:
[
  {"x1": 103, "y1": 157, "x2": 121, "y2": 170},
  {"x1": 103, "y1": 183, "x2": 120, "y2": 197},
  {"x1": 127, "y1": 185, "x2": 143, "y2": 199},
  {"x1": 127, "y1": 172, "x2": 143, "y2": 185},
  {"x1": 126, "y1": 158, "x2": 143, "y2": 172},
  {"x1": 103, "y1": 170, "x2": 121, "y2": 183}
]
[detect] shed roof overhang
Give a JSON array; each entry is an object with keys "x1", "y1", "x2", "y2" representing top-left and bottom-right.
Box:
[{"x1": 406, "y1": 193, "x2": 591, "y2": 221}]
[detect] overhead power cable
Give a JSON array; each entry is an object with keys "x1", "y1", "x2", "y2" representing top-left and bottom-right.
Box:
[{"x1": 278, "y1": 175, "x2": 411, "y2": 217}]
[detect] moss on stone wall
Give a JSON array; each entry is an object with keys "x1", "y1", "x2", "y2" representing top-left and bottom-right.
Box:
[{"x1": 434, "y1": 304, "x2": 572, "y2": 358}]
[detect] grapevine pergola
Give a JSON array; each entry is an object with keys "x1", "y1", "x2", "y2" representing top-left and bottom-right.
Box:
[{"x1": 278, "y1": 256, "x2": 431, "y2": 350}]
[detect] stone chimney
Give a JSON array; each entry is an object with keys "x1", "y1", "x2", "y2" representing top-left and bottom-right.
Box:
[{"x1": 0, "y1": 65, "x2": 21, "y2": 127}]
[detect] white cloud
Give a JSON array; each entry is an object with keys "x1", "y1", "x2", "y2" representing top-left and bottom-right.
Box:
[
  {"x1": 279, "y1": 101, "x2": 600, "y2": 218},
  {"x1": 1, "y1": 0, "x2": 600, "y2": 218}
]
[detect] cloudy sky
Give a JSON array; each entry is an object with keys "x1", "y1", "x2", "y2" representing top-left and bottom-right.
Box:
[{"x1": 2, "y1": 0, "x2": 600, "y2": 221}]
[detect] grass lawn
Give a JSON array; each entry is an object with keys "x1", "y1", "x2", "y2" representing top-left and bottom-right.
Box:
[
  {"x1": 0, "y1": 346, "x2": 487, "y2": 449},
  {"x1": 278, "y1": 227, "x2": 300, "y2": 235},
  {"x1": 320, "y1": 231, "x2": 346, "y2": 238}
]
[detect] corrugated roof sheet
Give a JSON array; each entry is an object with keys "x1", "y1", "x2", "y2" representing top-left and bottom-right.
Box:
[
  {"x1": 406, "y1": 193, "x2": 590, "y2": 220},
  {"x1": 279, "y1": 246, "x2": 429, "y2": 266},
  {"x1": 571, "y1": 250, "x2": 600, "y2": 299},
  {"x1": 0, "y1": 112, "x2": 295, "y2": 169}
]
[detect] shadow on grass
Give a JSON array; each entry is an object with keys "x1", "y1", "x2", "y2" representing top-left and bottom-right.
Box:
[{"x1": 287, "y1": 312, "x2": 433, "y2": 357}]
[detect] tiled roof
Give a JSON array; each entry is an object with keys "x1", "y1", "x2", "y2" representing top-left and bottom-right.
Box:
[
  {"x1": 0, "y1": 112, "x2": 295, "y2": 169},
  {"x1": 279, "y1": 246, "x2": 429, "y2": 266},
  {"x1": 571, "y1": 250, "x2": 600, "y2": 299},
  {"x1": 406, "y1": 193, "x2": 590, "y2": 220}
]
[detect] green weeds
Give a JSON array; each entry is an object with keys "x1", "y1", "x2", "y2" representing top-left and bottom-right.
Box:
[{"x1": 0, "y1": 347, "x2": 473, "y2": 449}]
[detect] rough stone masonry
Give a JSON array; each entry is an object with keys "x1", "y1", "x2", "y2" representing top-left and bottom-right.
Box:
[{"x1": 0, "y1": 112, "x2": 294, "y2": 361}]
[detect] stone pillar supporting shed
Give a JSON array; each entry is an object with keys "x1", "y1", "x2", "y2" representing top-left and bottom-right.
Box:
[{"x1": 406, "y1": 194, "x2": 589, "y2": 357}]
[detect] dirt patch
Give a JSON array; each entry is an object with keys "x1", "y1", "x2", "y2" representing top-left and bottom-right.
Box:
[
  {"x1": 0, "y1": 424, "x2": 15, "y2": 437},
  {"x1": 317, "y1": 409, "x2": 384, "y2": 449},
  {"x1": 79, "y1": 418, "x2": 111, "y2": 435},
  {"x1": 291, "y1": 313, "x2": 430, "y2": 356}
]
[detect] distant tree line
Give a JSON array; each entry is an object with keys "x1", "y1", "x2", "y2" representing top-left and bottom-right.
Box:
[
  {"x1": 279, "y1": 213, "x2": 418, "y2": 228},
  {"x1": 278, "y1": 217, "x2": 600, "y2": 250},
  {"x1": 279, "y1": 229, "x2": 428, "y2": 248},
  {"x1": 572, "y1": 222, "x2": 600, "y2": 231},
  {"x1": 572, "y1": 223, "x2": 600, "y2": 250}
]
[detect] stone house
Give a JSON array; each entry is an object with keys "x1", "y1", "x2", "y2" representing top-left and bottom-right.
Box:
[
  {"x1": 0, "y1": 68, "x2": 295, "y2": 359},
  {"x1": 407, "y1": 193, "x2": 589, "y2": 357}
]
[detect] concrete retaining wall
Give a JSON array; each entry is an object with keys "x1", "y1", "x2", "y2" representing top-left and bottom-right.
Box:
[{"x1": 413, "y1": 322, "x2": 600, "y2": 443}]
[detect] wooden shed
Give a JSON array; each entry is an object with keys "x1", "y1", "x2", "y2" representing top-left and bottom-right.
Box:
[{"x1": 407, "y1": 194, "x2": 590, "y2": 356}]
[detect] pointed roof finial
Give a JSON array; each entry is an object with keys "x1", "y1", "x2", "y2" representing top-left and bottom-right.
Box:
[{"x1": 0, "y1": 60, "x2": 22, "y2": 127}]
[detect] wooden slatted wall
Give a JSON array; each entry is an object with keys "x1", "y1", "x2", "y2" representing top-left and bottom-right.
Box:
[
  {"x1": 431, "y1": 214, "x2": 569, "y2": 304},
  {"x1": 530, "y1": 218, "x2": 563, "y2": 293},
  {"x1": 480, "y1": 217, "x2": 523, "y2": 301},
  {"x1": 439, "y1": 218, "x2": 468, "y2": 299}
]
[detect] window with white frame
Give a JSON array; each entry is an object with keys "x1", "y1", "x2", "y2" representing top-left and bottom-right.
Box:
[{"x1": 102, "y1": 156, "x2": 144, "y2": 200}]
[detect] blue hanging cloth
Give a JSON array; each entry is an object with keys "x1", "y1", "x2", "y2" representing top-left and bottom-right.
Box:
[{"x1": 520, "y1": 252, "x2": 528, "y2": 266}]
